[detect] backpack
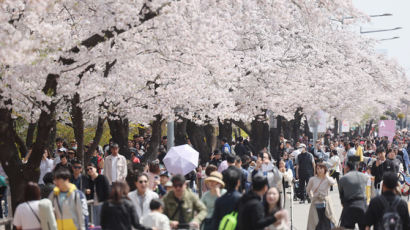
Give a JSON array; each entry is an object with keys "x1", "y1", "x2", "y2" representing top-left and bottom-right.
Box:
[
  {"x1": 218, "y1": 211, "x2": 238, "y2": 230},
  {"x1": 377, "y1": 196, "x2": 402, "y2": 230}
]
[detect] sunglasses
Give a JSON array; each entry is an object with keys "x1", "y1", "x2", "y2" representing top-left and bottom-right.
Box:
[
  {"x1": 138, "y1": 180, "x2": 148, "y2": 184},
  {"x1": 73, "y1": 166, "x2": 82, "y2": 169},
  {"x1": 173, "y1": 183, "x2": 183, "y2": 188},
  {"x1": 86, "y1": 168, "x2": 94, "y2": 171}
]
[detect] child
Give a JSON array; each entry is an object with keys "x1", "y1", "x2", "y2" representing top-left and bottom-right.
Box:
[{"x1": 141, "y1": 199, "x2": 170, "y2": 230}]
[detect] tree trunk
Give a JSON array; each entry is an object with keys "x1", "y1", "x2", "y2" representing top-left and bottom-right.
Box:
[
  {"x1": 85, "y1": 117, "x2": 105, "y2": 165},
  {"x1": 304, "y1": 116, "x2": 312, "y2": 139},
  {"x1": 0, "y1": 74, "x2": 58, "y2": 212},
  {"x1": 108, "y1": 116, "x2": 130, "y2": 159},
  {"x1": 175, "y1": 118, "x2": 188, "y2": 146},
  {"x1": 291, "y1": 108, "x2": 303, "y2": 142},
  {"x1": 218, "y1": 119, "x2": 232, "y2": 144},
  {"x1": 26, "y1": 122, "x2": 37, "y2": 147},
  {"x1": 143, "y1": 115, "x2": 163, "y2": 163},
  {"x1": 186, "y1": 121, "x2": 211, "y2": 162},
  {"x1": 250, "y1": 115, "x2": 269, "y2": 154},
  {"x1": 47, "y1": 119, "x2": 57, "y2": 153},
  {"x1": 71, "y1": 93, "x2": 85, "y2": 165},
  {"x1": 204, "y1": 124, "x2": 216, "y2": 153},
  {"x1": 270, "y1": 116, "x2": 282, "y2": 162},
  {"x1": 281, "y1": 119, "x2": 291, "y2": 140},
  {"x1": 363, "y1": 119, "x2": 374, "y2": 137},
  {"x1": 333, "y1": 118, "x2": 339, "y2": 137}
]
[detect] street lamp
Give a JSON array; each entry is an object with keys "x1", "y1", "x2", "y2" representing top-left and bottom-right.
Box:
[
  {"x1": 360, "y1": 27, "x2": 402, "y2": 34},
  {"x1": 379, "y1": 36, "x2": 400, "y2": 41}
]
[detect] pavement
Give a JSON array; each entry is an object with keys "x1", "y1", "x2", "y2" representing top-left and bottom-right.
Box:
[{"x1": 285, "y1": 186, "x2": 343, "y2": 230}]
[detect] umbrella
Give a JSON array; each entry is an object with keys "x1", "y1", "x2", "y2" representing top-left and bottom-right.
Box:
[{"x1": 163, "y1": 144, "x2": 199, "y2": 176}]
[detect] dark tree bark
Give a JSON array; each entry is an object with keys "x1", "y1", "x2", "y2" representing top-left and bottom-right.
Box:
[
  {"x1": 270, "y1": 116, "x2": 282, "y2": 162},
  {"x1": 304, "y1": 116, "x2": 312, "y2": 139},
  {"x1": 71, "y1": 93, "x2": 85, "y2": 165},
  {"x1": 204, "y1": 124, "x2": 216, "y2": 153},
  {"x1": 175, "y1": 118, "x2": 188, "y2": 146},
  {"x1": 281, "y1": 119, "x2": 291, "y2": 140},
  {"x1": 47, "y1": 119, "x2": 57, "y2": 153},
  {"x1": 250, "y1": 115, "x2": 269, "y2": 154},
  {"x1": 0, "y1": 74, "x2": 58, "y2": 212},
  {"x1": 363, "y1": 119, "x2": 374, "y2": 137},
  {"x1": 26, "y1": 122, "x2": 37, "y2": 147},
  {"x1": 218, "y1": 119, "x2": 232, "y2": 144},
  {"x1": 333, "y1": 118, "x2": 339, "y2": 137},
  {"x1": 186, "y1": 121, "x2": 211, "y2": 162},
  {"x1": 143, "y1": 115, "x2": 163, "y2": 163},
  {"x1": 291, "y1": 108, "x2": 303, "y2": 142},
  {"x1": 85, "y1": 117, "x2": 105, "y2": 165},
  {"x1": 108, "y1": 116, "x2": 130, "y2": 159}
]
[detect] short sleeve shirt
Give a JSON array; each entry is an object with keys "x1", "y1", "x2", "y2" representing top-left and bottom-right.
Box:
[{"x1": 13, "y1": 200, "x2": 41, "y2": 230}]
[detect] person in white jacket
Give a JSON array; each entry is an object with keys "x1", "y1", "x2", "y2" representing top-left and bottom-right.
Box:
[
  {"x1": 128, "y1": 172, "x2": 159, "y2": 219},
  {"x1": 103, "y1": 143, "x2": 127, "y2": 184},
  {"x1": 277, "y1": 159, "x2": 293, "y2": 210}
]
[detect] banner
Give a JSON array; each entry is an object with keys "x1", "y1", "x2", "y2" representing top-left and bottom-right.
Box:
[
  {"x1": 341, "y1": 120, "x2": 350, "y2": 132},
  {"x1": 378, "y1": 120, "x2": 396, "y2": 142}
]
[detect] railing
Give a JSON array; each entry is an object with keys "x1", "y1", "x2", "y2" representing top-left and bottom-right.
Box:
[{"x1": 0, "y1": 218, "x2": 12, "y2": 230}]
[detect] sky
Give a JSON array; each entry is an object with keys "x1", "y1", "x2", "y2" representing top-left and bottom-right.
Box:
[{"x1": 354, "y1": 0, "x2": 410, "y2": 78}]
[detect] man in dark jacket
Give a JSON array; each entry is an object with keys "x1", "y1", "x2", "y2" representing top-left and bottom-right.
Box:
[
  {"x1": 364, "y1": 172, "x2": 409, "y2": 230},
  {"x1": 234, "y1": 137, "x2": 248, "y2": 157},
  {"x1": 211, "y1": 167, "x2": 242, "y2": 229},
  {"x1": 237, "y1": 175, "x2": 281, "y2": 230},
  {"x1": 371, "y1": 147, "x2": 397, "y2": 189}
]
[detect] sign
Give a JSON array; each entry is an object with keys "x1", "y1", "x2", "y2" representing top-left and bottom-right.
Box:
[
  {"x1": 378, "y1": 120, "x2": 396, "y2": 142},
  {"x1": 341, "y1": 120, "x2": 350, "y2": 132}
]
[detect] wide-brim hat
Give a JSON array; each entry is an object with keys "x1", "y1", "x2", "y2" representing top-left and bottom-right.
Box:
[{"x1": 204, "y1": 171, "x2": 225, "y2": 187}]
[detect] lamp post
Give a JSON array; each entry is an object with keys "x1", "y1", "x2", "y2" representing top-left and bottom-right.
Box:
[{"x1": 360, "y1": 27, "x2": 402, "y2": 34}]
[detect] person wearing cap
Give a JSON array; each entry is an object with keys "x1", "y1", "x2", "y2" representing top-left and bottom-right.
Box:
[
  {"x1": 156, "y1": 171, "x2": 170, "y2": 197},
  {"x1": 364, "y1": 172, "x2": 410, "y2": 230},
  {"x1": 163, "y1": 174, "x2": 207, "y2": 229},
  {"x1": 209, "y1": 150, "x2": 222, "y2": 168},
  {"x1": 201, "y1": 171, "x2": 226, "y2": 230},
  {"x1": 103, "y1": 143, "x2": 127, "y2": 184},
  {"x1": 53, "y1": 147, "x2": 67, "y2": 168},
  {"x1": 295, "y1": 144, "x2": 315, "y2": 203}
]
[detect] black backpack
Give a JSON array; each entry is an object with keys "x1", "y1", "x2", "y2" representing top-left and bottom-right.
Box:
[{"x1": 377, "y1": 196, "x2": 402, "y2": 230}]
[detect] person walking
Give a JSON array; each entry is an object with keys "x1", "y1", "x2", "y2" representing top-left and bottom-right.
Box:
[
  {"x1": 328, "y1": 150, "x2": 341, "y2": 191},
  {"x1": 49, "y1": 168, "x2": 88, "y2": 230},
  {"x1": 103, "y1": 143, "x2": 128, "y2": 184},
  {"x1": 295, "y1": 144, "x2": 315, "y2": 203},
  {"x1": 263, "y1": 187, "x2": 289, "y2": 230},
  {"x1": 85, "y1": 163, "x2": 110, "y2": 226},
  {"x1": 39, "y1": 149, "x2": 53, "y2": 185},
  {"x1": 364, "y1": 172, "x2": 409, "y2": 230},
  {"x1": 101, "y1": 181, "x2": 153, "y2": 230},
  {"x1": 13, "y1": 182, "x2": 42, "y2": 230},
  {"x1": 306, "y1": 163, "x2": 337, "y2": 230},
  {"x1": 338, "y1": 160, "x2": 368, "y2": 230},
  {"x1": 128, "y1": 172, "x2": 159, "y2": 219},
  {"x1": 70, "y1": 160, "x2": 88, "y2": 193},
  {"x1": 236, "y1": 175, "x2": 284, "y2": 230},
  {"x1": 162, "y1": 174, "x2": 207, "y2": 229},
  {"x1": 211, "y1": 167, "x2": 242, "y2": 229},
  {"x1": 201, "y1": 171, "x2": 226, "y2": 230}
]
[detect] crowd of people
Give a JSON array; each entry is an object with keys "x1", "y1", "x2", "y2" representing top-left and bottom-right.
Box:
[{"x1": 8, "y1": 130, "x2": 410, "y2": 230}]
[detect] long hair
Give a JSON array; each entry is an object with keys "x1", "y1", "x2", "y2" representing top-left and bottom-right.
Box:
[
  {"x1": 263, "y1": 187, "x2": 282, "y2": 216},
  {"x1": 109, "y1": 182, "x2": 130, "y2": 203}
]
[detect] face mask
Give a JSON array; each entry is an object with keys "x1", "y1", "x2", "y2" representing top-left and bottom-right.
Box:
[{"x1": 72, "y1": 147, "x2": 77, "y2": 150}]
